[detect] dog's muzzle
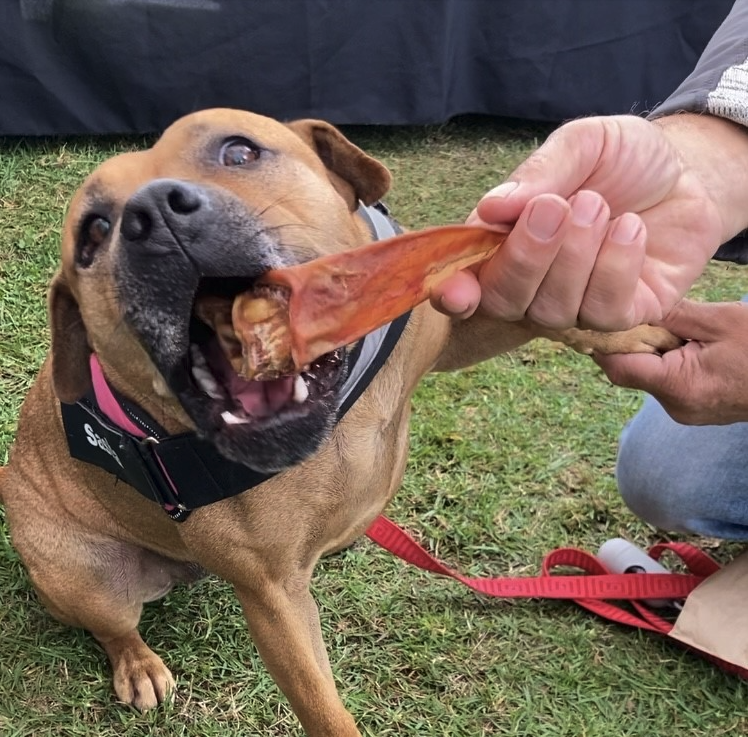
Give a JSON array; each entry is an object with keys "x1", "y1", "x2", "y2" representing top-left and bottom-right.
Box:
[{"x1": 110, "y1": 178, "x2": 348, "y2": 473}]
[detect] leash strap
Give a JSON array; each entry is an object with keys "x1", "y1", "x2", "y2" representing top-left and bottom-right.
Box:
[{"x1": 365, "y1": 514, "x2": 748, "y2": 679}]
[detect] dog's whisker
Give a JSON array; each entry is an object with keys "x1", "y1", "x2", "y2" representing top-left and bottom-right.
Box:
[
  {"x1": 251, "y1": 188, "x2": 327, "y2": 219},
  {"x1": 262, "y1": 222, "x2": 356, "y2": 257}
]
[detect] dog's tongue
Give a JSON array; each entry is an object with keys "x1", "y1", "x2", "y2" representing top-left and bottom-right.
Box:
[
  {"x1": 233, "y1": 373, "x2": 293, "y2": 417},
  {"x1": 204, "y1": 339, "x2": 292, "y2": 417}
]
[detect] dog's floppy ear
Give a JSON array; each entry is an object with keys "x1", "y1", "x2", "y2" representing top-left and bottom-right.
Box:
[
  {"x1": 48, "y1": 271, "x2": 92, "y2": 402},
  {"x1": 287, "y1": 119, "x2": 392, "y2": 210}
]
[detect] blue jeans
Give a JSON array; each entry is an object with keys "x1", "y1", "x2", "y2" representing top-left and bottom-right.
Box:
[{"x1": 616, "y1": 395, "x2": 748, "y2": 540}]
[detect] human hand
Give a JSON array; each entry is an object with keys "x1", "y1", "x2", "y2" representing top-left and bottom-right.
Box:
[
  {"x1": 432, "y1": 114, "x2": 732, "y2": 331},
  {"x1": 595, "y1": 300, "x2": 748, "y2": 425}
]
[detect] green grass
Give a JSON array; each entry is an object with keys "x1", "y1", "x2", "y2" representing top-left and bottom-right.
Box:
[{"x1": 1, "y1": 116, "x2": 748, "y2": 736}]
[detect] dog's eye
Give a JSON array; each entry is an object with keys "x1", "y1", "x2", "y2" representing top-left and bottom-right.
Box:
[
  {"x1": 76, "y1": 215, "x2": 111, "y2": 268},
  {"x1": 220, "y1": 138, "x2": 261, "y2": 167}
]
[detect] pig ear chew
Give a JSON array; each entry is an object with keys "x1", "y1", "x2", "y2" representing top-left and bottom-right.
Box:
[{"x1": 231, "y1": 225, "x2": 507, "y2": 379}]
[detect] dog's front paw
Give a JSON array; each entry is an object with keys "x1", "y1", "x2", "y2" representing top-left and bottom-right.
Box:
[
  {"x1": 593, "y1": 325, "x2": 683, "y2": 356},
  {"x1": 559, "y1": 325, "x2": 683, "y2": 356},
  {"x1": 100, "y1": 631, "x2": 175, "y2": 711},
  {"x1": 113, "y1": 651, "x2": 175, "y2": 711}
]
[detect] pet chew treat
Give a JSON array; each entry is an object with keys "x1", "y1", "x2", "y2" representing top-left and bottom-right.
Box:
[
  {"x1": 194, "y1": 289, "x2": 295, "y2": 378},
  {"x1": 230, "y1": 285, "x2": 295, "y2": 378},
  {"x1": 232, "y1": 224, "x2": 508, "y2": 380},
  {"x1": 194, "y1": 295, "x2": 248, "y2": 375}
]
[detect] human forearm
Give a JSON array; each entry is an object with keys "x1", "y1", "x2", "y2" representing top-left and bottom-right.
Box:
[
  {"x1": 648, "y1": 0, "x2": 748, "y2": 243},
  {"x1": 654, "y1": 113, "x2": 748, "y2": 245}
]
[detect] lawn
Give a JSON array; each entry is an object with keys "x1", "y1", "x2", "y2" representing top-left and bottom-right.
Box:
[{"x1": 1, "y1": 116, "x2": 747, "y2": 736}]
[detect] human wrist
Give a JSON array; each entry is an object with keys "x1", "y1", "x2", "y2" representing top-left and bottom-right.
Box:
[{"x1": 653, "y1": 113, "x2": 748, "y2": 243}]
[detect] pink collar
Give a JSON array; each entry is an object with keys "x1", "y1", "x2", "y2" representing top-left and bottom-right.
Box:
[{"x1": 89, "y1": 354, "x2": 147, "y2": 438}]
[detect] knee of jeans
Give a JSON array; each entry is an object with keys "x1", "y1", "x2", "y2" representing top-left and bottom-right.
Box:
[
  {"x1": 615, "y1": 427, "x2": 686, "y2": 530},
  {"x1": 616, "y1": 460, "x2": 659, "y2": 527}
]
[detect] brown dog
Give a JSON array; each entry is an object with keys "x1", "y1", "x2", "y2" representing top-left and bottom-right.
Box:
[{"x1": 0, "y1": 109, "x2": 677, "y2": 736}]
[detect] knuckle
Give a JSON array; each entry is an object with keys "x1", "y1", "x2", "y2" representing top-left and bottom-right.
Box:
[{"x1": 526, "y1": 298, "x2": 575, "y2": 330}]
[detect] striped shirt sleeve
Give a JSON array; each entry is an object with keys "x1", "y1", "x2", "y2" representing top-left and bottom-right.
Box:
[{"x1": 649, "y1": 0, "x2": 748, "y2": 126}]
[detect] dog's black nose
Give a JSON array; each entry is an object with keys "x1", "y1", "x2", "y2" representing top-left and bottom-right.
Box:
[{"x1": 121, "y1": 179, "x2": 204, "y2": 245}]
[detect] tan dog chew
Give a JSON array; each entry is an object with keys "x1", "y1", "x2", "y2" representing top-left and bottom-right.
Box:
[
  {"x1": 0, "y1": 109, "x2": 679, "y2": 736},
  {"x1": 233, "y1": 225, "x2": 506, "y2": 379}
]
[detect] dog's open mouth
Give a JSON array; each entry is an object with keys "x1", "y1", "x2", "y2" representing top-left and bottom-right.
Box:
[
  {"x1": 180, "y1": 226, "x2": 508, "y2": 432},
  {"x1": 188, "y1": 278, "x2": 344, "y2": 427}
]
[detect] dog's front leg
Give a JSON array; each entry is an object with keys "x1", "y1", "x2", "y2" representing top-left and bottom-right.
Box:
[{"x1": 234, "y1": 577, "x2": 361, "y2": 737}]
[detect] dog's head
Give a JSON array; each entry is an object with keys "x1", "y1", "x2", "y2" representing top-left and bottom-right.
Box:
[{"x1": 50, "y1": 108, "x2": 391, "y2": 472}]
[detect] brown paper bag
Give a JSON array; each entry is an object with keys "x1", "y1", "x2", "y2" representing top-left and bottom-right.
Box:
[{"x1": 670, "y1": 549, "x2": 748, "y2": 669}]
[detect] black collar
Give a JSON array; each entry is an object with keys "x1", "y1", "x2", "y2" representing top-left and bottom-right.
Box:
[{"x1": 60, "y1": 203, "x2": 409, "y2": 521}]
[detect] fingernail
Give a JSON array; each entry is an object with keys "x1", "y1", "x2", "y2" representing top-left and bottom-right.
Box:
[
  {"x1": 527, "y1": 199, "x2": 566, "y2": 241},
  {"x1": 570, "y1": 190, "x2": 603, "y2": 226},
  {"x1": 611, "y1": 213, "x2": 642, "y2": 244},
  {"x1": 439, "y1": 294, "x2": 471, "y2": 315},
  {"x1": 482, "y1": 181, "x2": 518, "y2": 200},
  {"x1": 465, "y1": 208, "x2": 481, "y2": 225}
]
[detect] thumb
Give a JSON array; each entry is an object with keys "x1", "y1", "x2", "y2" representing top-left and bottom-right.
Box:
[
  {"x1": 658, "y1": 299, "x2": 747, "y2": 342},
  {"x1": 476, "y1": 117, "x2": 608, "y2": 225},
  {"x1": 594, "y1": 351, "x2": 674, "y2": 393}
]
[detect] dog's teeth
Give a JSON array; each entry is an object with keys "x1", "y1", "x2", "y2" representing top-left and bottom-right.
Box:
[
  {"x1": 191, "y1": 365, "x2": 222, "y2": 399},
  {"x1": 293, "y1": 375, "x2": 309, "y2": 403},
  {"x1": 221, "y1": 410, "x2": 250, "y2": 425}
]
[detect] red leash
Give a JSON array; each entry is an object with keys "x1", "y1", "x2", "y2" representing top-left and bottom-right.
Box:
[{"x1": 365, "y1": 514, "x2": 748, "y2": 679}]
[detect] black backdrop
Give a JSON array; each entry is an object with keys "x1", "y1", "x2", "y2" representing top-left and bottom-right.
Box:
[{"x1": 0, "y1": 0, "x2": 737, "y2": 136}]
